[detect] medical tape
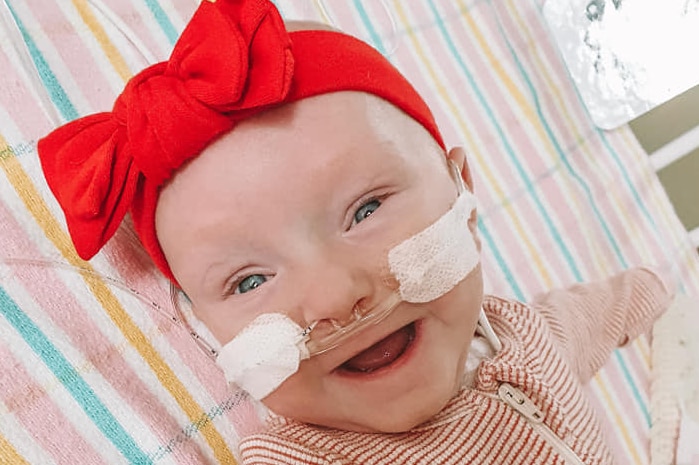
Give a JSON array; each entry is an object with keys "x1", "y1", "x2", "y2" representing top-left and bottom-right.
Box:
[
  {"x1": 388, "y1": 189, "x2": 477, "y2": 303},
  {"x1": 217, "y1": 313, "x2": 310, "y2": 400}
]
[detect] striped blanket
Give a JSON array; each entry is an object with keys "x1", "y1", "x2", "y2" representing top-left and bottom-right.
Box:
[{"x1": 1, "y1": 1, "x2": 698, "y2": 464}]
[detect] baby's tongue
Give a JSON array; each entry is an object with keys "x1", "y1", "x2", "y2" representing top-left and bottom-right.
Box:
[{"x1": 341, "y1": 323, "x2": 415, "y2": 373}]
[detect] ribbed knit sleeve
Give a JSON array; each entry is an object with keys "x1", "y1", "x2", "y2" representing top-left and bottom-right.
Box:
[{"x1": 532, "y1": 267, "x2": 674, "y2": 382}]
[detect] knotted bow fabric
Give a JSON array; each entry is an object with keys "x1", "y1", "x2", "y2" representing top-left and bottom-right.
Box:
[{"x1": 38, "y1": 0, "x2": 444, "y2": 283}]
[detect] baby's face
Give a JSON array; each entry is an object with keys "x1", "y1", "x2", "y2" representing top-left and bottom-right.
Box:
[{"x1": 155, "y1": 91, "x2": 483, "y2": 432}]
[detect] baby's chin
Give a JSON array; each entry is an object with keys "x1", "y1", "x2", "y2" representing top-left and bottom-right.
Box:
[
  {"x1": 333, "y1": 401, "x2": 450, "y2": 433},
  {"x1": 309, "y1": 384, "x2": 461, "y2": 434}
]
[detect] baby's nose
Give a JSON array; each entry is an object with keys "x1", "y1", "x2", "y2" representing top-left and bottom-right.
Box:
[{"x1": 296, "y1": 256, "x2": 374, "y2": 329}]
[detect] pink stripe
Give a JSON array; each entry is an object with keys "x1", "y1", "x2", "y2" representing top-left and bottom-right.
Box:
[
  {"x1": 538, "y1": 174, "x2": 615, "y2": 278},
  {"x1": 0, "y1": 48, "x2": 53, "y2": 139},
  {"x1": 0, "y1": 19, "x2": 258, "y2": 441},
  {"x1": 23, "y1": 0, "x2": 121, "y2": 112},
  {"x1": 402, "y1": 4, "x2": 578, "y2": 279},
  {"x1": 0, "y1": 343, "x2": 106, "y2": 465},
  {"x1": 586, "y1": 369, "x2": 649, "y2": 465},
  {"x1": 481, "y1": 203, "x2": 555, "y2": 295},
  {"x1": 0, "y1": 201, "x2": 197, "y2": 463},
  {"x1": 568, "y1": 130, "x2": 663, "y2": 262},
  {"x1": 493, "y1": 1, "x2": 595, "y2": 146},
  {"x1": 163, "y1": 0, "x2": 198, "y2": 36},
  {"x1": 100, "y1": 0, "x2": 194, "y2": 62},
  {"x1": 608, "y1": 363, "x2": 650, "y2": 443},
  {"x1": 389, "y1": 5, "x2": 517, "y2": 208}
]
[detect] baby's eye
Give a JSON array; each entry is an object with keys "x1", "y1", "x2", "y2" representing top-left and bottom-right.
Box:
[
  {"x1": 353, "y1": 199, "x2": 381, "y2": 225},
  {"x1": 235, "y1": 274, "x2": 267, "y2": 294}
]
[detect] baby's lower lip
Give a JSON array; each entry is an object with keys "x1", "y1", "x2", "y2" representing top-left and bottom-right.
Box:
[{"x1": 335, "y1": 322, "x2": 418, "y2": 376}]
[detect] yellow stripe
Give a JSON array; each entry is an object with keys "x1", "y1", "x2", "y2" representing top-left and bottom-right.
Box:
[
  {"x1": 632, "y1": 334, "x2": 651, "y2": 368},
  {"x1": 10, "y1": 3, "x2": 236, "y2": 459},
  {"x1": 504, "y1": 3, "x2": 653, "y2": 457},
  {"x1": 0, "y1": 434, "x2": 30, "y2": 465},
  {"x1": 609, "y1": 130, "x2": 659, "y2": 265},
  {"x1": 71, "y1": 0, "x2": 132, "y2": 82},
  {"x1": 312, "y1": 0, "x2": 333, "y2": 24},
  {"x1": 392, "y1": 1, "x2": 554, "y2": 287},
  {"x1": 505, "y1": 0, "x2": 653, "y2": 278},
  {"x1": 591, "y1": 373, "x2": 645, "y2": 464},
  {"x1": 457, "y1": 0, "x2": 616, "y2": 278},
  {"x1": 0, "y1": 145, "x2": 236, "y2": 463}
]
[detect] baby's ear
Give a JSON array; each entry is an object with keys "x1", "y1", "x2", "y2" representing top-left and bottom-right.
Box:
[{"x1": 284, "y1": 20, "x2": 339, "y2": 33}]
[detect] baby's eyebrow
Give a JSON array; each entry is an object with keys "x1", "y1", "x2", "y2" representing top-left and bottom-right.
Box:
[{"x1": 201, "y1": 255, "x2": 240, "y2": 293}]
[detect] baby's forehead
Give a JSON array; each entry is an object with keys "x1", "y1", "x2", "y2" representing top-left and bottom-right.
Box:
[
  {"x1": 256, "y1": 91, "x2": 404, "y2": 126},
  {"x1": 233, "y1": 91, "x2": 436, "y2": 153},
  {"x1": 162, "y1": 91, "x2": 443, "y2": 204},
  {"x1": 196, "y1": 93, "x2": 446, "y2": 195},
  {"x1": 228, "y1": 95, "x2": 440, "y2": 188}
]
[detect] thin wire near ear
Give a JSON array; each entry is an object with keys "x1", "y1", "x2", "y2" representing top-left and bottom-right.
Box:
[
  {"x1": 0, "y1": 257, "x2": 192, "y2": 337},
  {"x1": 448, "y1": 159, "x2": 467, "y2": 195},
  {"x1": 477, "y1": 309, "x2": 502, "y2": 352},
  {"x1": 450, "y1": 159, "x2": 496, "y2": 350},
  {"x1": 169, "y1": 282, "x2": 220, "y2": 360}
]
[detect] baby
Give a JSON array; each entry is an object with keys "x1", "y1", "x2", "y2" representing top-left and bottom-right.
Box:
[{"x1": 37, "y1": 0, "x2": 672, "y2": 464}]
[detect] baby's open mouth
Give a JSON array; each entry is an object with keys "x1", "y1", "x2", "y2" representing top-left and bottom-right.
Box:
[{"x1": 338, "y1": 322, "x2": 416, "y2": 374}]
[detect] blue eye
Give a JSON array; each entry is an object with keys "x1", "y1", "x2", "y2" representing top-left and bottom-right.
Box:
[
  {"x1": 236, "y1": 274, "x2": 267, "y2": 294},
  {"x1": 353, "y1": 199, "x2": 381, "y2": 225}
]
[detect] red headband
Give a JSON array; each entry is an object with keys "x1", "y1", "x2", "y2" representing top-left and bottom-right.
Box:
[{"x1": 38, "y1": 0, "x2": 444, "y2": 283}]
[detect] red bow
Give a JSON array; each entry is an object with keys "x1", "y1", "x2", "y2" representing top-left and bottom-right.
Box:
[
  {"x1": 39, "y1": 0, "x2": 444, "y2": 284},
  {"x1": 39, "y1": 0, "x2": 293, "y2": 267}
]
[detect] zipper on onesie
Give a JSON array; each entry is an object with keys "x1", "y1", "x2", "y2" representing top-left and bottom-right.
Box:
[{"x1": 498, "y1": 383, "x2": 587, "y2": 465}]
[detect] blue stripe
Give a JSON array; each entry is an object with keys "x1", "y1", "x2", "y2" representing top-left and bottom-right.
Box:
[
  {"x1": 613, "y1": 350, "x2": 650, "y2": 426},
  {"x1": 488, "y1": 3, "x2": 628, "y2": 269},
  {"x1": 6, "y1": 2, "x2": 78, "y2": 121},
  {"x1": 479, "y1": 219, "x2": 524, "y2": 300},
  {"x1": 0, "y1": 286, "x2": 152, "y2": 464},
  {"x1": 352, "y1": 0, "x2": 386, "y2": 55},
  {"x1": 485, "y1": 1, "x2": 656, "y2": 417},
  {"x1": 144, "y1": 0, "x2": 179, "y2": 46},
  {"x1": 493, "y1": 1, "x2": 666, "y2": 261},
  {"x1": 427, "y1": 0, "x2": 582, "y2": 281},
  {"x1": 594, "y1": 133, "x2": 656, "y2": 231}
]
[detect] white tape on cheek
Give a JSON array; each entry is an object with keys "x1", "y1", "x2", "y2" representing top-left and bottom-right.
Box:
[
  {"x1": 216, "y1": 313, "x2": 309, "y2": 400},
  {"x1": 388, "y1": 190, "x2": 478, "y2": 303}
]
